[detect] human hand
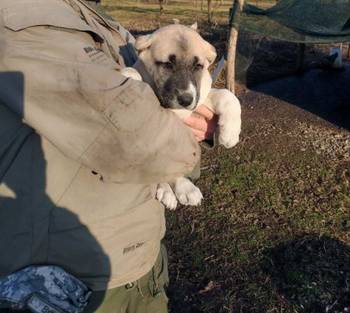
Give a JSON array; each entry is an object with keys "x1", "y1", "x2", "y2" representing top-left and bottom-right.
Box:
[{"x1": 183, "y1": 105, "x2": 218, "y2": 142}]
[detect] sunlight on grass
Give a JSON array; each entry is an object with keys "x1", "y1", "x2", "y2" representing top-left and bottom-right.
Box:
[{"x1": 101, "y1": 0, "x2": 277, "y2": 29}]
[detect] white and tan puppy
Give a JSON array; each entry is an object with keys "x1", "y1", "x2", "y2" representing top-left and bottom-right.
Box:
[{"x1": 121, "y1": 23, "x2": 241, "y2": 210}]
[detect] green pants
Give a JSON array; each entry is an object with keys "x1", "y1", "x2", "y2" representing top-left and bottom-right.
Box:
[
  {"x1": 85, "y1": 245, "x2": 169, "y2": 313},
  {"x1": 0, "y1": 246, "x2": 169, "y2": 313}
]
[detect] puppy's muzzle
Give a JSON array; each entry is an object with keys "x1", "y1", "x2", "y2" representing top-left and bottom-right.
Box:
[{"x1": 177, "y1": 93, "x2": 194, "y2": 107}]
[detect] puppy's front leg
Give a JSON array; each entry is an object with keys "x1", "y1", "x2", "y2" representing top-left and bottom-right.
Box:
[
  {"x1": 156, "y1": 183, "x2": 178, "y2": 210},
  {"x1": 119, "y1": 67, "x2": 143, "y2": 81},
  {"x1": 156, "y1": 178, "x2": 203, "y2": 209},
  {"x1": 171, "y1": 177, "x2": 203, "y2": 206},
  {"x1": 204, "y1": 89, "x2": 241, "y2": 148}
]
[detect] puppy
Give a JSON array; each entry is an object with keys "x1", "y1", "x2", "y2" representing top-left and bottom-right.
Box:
[{"x1": 121, "y1": 23, "x2": 241, "y2": 210}]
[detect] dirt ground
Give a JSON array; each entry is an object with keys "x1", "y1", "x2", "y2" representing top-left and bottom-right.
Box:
[{"x1": 103, "y1": 2, "x2": 350, "y2": 312}]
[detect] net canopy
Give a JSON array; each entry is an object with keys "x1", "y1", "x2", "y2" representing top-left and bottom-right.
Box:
[{"x1": 240, "y1": 0, "x2": 350, "y2": 43}]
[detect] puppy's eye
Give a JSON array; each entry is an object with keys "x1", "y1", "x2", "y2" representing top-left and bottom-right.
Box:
[
  {"x1": 155, "y1": 61, "x2": 174, "y2": 70},
  {"x1": 194, "y1": 63, "x2": 204, "y2": 71},
  {"x1": 193, "y1": 56, "x2": 203, "y2": 71},
  {"x1": 163, "y1": 61, "x2": 174, "y2": 70}
]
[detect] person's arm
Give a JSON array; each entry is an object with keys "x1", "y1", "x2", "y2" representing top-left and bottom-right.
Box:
[{"x1": 1, "y1": 38, "x2": 200, "y2": 184}]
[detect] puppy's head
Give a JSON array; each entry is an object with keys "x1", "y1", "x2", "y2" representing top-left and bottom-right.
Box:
[{"x1": 134, "y1": 24, "x2": 216, "y2": 110}]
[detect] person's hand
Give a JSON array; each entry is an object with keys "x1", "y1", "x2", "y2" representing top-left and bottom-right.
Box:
[{"x1": 183, "y1": 105, "x2": 218, "y2": 142}]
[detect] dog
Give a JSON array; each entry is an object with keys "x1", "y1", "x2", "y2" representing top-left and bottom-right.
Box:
[{"x1": 120, "y1": 23, "x2": 241, "y2": 210}]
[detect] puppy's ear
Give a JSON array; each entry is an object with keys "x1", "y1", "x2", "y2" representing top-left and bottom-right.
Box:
[
  {"x1": 135, "y1": 34, "x2": 153, "y2": 52},
  {"x1": 190, "y1": 22, "x2": 198, "y2": 31},
  {"x1": 206, "y1": 43, "x2": 217, "y2": 65}
]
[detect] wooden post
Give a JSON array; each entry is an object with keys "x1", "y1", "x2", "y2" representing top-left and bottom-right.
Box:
[
  {"x1": 159, "y1": 0, "x2": 164, "y2": 16},
  {"x1": 226, "y1": 0, "x2": 244, "y2": 92}
]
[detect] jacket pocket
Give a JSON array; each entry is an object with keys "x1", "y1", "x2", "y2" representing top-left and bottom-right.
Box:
[{"x1": 2, "y1": 1, "x2": 103, "y2": 41}]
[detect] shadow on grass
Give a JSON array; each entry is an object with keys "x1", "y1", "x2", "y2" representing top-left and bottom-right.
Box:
[
  {"x1": 262, "y1": 234, "x2": 350, "y2": 313},
  {"x1": 251, "y1": 64, "x2": 350, "y2": 130},
  {"x1": 102, "y1": 4, "x2": 200, "y2": 17},
  {"x1": 237, "y1": 34, "x2": 350, "y2": 130},
  {"x1": 102, "y1": 5, "x2": 160, "y2": 14},
  {"x1": 166, "y1": 230, "x2": 350, "y2": 312}
]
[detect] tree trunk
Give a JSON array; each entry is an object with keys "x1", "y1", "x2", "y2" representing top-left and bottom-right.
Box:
[
  {"x1": 159, "y1": 0, "x2": 164, "y2": 16},
  {"x1": 207, "y1": 0, "x2": 213, "y2": 23},
  {"x1": 226, "y1": 0, "x2": 244, "y2": 93}
]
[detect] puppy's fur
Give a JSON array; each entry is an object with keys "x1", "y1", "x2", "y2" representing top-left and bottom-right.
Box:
[{"x1": 121, "y1": 23, "x2": 241, "y2": 210}]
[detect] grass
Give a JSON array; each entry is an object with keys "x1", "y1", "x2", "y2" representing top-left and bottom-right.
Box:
[
  {"x1": 101, "y1": 0, "x2": 277, "y2": 31},
  {"x1": 166, "y1": 138, "x2": 350, "y2": 313},
  {"x1": 101, "y1": 1, "x2": 350, "y2": 312}
]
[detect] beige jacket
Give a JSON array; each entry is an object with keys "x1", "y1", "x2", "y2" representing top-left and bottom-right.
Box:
[{"x1": 0, "y1": 0, "x2": 200, "y2": 290}]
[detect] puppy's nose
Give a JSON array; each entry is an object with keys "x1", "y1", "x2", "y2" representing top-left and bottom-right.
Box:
[{"x1": 177, "y1": 93, "x2": 194, "y2": 107}]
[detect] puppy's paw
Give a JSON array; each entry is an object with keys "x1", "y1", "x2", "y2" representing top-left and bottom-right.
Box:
[
  {"x1": 218, "y1": 122, "x2": 240, "y2": 148},
  {"x1": 174, "y1": 177, "x2": 203, "y2": 206},
  {"x1": 215, "y1": 90, "x2": 241, "y2": 149},
  {"x1": 156, "y1": 183, "x2": 178, "y2": 210},
  {"x1": 120, "y1": 67, "x2": 143, "y2": 81}
]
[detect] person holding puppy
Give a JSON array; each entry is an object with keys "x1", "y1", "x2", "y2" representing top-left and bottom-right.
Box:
[{"x1": 0, "y1": 0, "x2": 217, "y2": 312}]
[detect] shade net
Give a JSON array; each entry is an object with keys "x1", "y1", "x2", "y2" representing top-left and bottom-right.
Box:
[
  {"x1": 233, "y1": 0, "x2": 350, "y2": 85},
  {"x1": 241, "y1": 0, "x2": 350, "y2": 44}
]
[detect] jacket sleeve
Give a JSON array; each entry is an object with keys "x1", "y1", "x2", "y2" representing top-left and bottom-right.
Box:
[{"x1": 0, "y1": 34, "x2": 200, "y2": 184}]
